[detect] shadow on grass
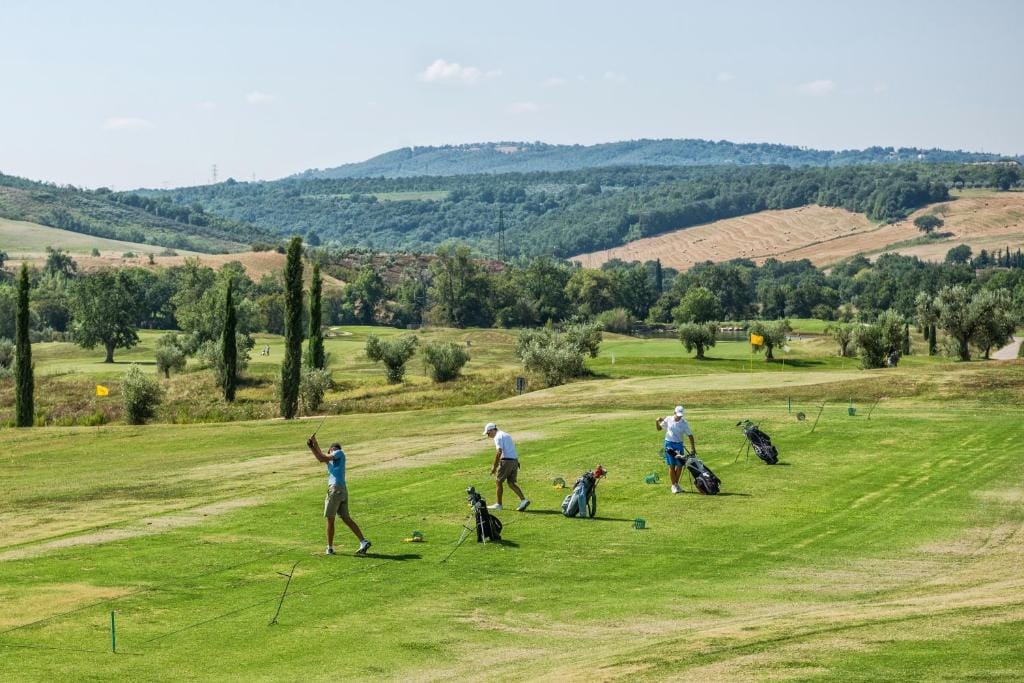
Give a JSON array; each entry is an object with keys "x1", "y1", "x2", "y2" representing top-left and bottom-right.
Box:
[{"x1": 360, "y1": 552, "x2": 422, "y2": 561}]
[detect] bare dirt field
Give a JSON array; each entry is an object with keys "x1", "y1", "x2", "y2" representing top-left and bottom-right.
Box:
[{"x1": 572, "y1": 191, "x2": 1024, "y2": 270}]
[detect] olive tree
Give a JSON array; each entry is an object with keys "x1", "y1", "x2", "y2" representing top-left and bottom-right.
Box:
[{"x1": 678, "y1": 322, "x2": 717, "y2": 359}]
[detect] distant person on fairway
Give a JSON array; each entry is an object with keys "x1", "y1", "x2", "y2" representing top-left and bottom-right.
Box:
[
  {"x1": 656, "y1": 405, "x2": 697, "y2": 494},
  {"x1": 483, "y1": 423, "x2": 530, "y2": 511},
  {"x1": 306, "y1": 434, "x2": 371, "y2": 556}
]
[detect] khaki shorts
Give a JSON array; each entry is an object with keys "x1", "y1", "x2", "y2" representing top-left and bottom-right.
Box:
[
  {"x1": 324, "y1": 484, "x2": 350, "y2": 519},
  {"x1": 495, "y1": 459, "x2": 519, "y2": 484}
]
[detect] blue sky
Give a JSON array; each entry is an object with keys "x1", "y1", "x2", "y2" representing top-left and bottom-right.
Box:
[{"x1": 1, "y1": 0, "x2": 1021, "y2": 188}]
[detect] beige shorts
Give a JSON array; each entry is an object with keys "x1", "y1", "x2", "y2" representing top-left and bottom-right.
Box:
[
  {"x1": 324, "y1": 484, "x2": 350, "y2": 519},
  {"x1": 495, "y1": 459, "x2": 519, "y2": 484}
]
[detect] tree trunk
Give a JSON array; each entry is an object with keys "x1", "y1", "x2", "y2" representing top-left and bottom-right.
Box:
[
  {"x1": 957, "y1": 337, "x2": 970, "y2": 362},
  {"x1": 696, "y1": 345, "x2": 705, "y2": 360},
  {"x1": 104, "y1": 342, "x2": 115, "y2": 363},
  {"x1": 765, "y1": 344, "x2": 775, "y2": 360}
]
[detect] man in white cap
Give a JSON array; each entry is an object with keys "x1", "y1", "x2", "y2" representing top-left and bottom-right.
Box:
[
  {"x1": 656, "y1": 405, "x2": 697, "y2": 494},
  {"x1": 483, "y1": 423, "x2": 530, "y2": 511}
]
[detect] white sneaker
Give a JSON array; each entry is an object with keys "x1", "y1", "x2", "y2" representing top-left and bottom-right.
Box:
[
  {"x1": 326, "y1": 546, "x2": 335, "y2": 555},
  {"x1": 488, "y1": 503, "x2": 503, "y2": 510},
  {"x1": 356, "y1": 539, "x2": 371, "y2": 555},
  {"x1": 517, "y1": 499, "x2": 531, "y2": 512},
  {"x1": 671, "y1": 484, "x2": 682, "y2": 494}
]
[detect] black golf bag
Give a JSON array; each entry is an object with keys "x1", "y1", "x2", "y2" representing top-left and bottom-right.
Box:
[
  {"x1": 668, "y1": 448, "x2": 721, "y2": 495},
  {"x1": 561, "y1": 465, "x2": 607, "y2": 518},
  {"x1": 466, "y1": 487, "x2": 502, "y2": 542},
  {"x1": 738, "y1": 420, "x2": 779, "y2": 464}
]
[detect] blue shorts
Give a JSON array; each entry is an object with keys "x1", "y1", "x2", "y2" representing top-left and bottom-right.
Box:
[{"x1": 664, "y1": 441, "x2": 686, "y2": 466}]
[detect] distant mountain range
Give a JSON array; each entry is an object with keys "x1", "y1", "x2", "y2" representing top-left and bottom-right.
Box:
[{"x1": 294, "y1": 139, "x2": 1023, "y2": 179}]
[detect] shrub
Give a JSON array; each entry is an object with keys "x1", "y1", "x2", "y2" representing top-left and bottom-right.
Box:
[
  {"x1": 365, "y1": 334, "x2": 418, "y2": 383},
  {"x1": 0, "y1": 337, "x2": 13, "y2": 369},
  {"x1": 423, "y1": 341, "x2": 471, "y2": 382},
  {"x1": 854, "y1": 325, "x2": 887, "y2": 369},
  {"x1": 519, "y1": 339, "x2": 586, "y2": 387},
  {"x1": 154, "y1": 332, "x2": 188, "y2": 379},
  {"x1": 1018, "y1": 340, "x2": 1024, "y2": 359},
  {"x1": 825, "y1": 323, "x2": 857, "y2": 357},
  {"x1": 197, "y1": 333, "x2": 253, "y2": 386},
  {"x1": 300, "y1": 367, "x2": 333, "y2": 413},
  {"x1": 562, "y1": 321, "x2": 603, "y2": 358},
  {"x1": 596, "y1": 308, "x2": 634, "y2": 334},
  {"x1": 678, "y1": 322, "x2": 717, "y2": 359},
  {"x1": 121, "y1": 364, "x2": 163, "y2": 424}
]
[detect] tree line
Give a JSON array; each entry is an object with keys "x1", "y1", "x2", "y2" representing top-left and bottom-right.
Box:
[{"x1": 150, "y1": 163, "x2": 1019, "y2": 258}]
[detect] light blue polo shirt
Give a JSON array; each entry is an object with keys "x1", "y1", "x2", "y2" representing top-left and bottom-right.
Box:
[{"x1": 326, "y1": 449, "x2": 346, "y2": 487}]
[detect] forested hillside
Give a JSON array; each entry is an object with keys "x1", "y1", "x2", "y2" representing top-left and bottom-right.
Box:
[
  {"x1": 153, "y1": 163, "x2": 1019, "y2": 257},
  {"x1": 295, "y1": 139, "x2": 1024, "y2": 179},
  {"x1": 0, "y1": 173, "x2": 271, "y2": 253}
]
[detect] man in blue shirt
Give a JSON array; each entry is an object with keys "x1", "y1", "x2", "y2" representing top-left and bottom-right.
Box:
[
  {"x1": 656, "y1": 405, "x2": 697, "y2": 494},
  {"x1": 307, "y1": 435, "x2": 371, "y2": 556}
]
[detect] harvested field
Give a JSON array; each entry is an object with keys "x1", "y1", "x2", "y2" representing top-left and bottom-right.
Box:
[
  {"x1": 571, "y1": 205, "x2": 880, "y2": 270},
  {"x1": 572, "y1": 191, "x2": 1024, "y2": 270}
]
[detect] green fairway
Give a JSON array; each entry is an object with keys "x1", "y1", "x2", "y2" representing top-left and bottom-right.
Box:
[{"x1": 1, "y1": 352, "x2": 1023, "y2": 679}]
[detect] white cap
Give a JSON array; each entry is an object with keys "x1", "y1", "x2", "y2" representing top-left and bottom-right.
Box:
[
  {"x1": 674, "y1": 406, "x2": 685, "y2": 416},
  {"x1": 483, "y1": 422, "x2": 497, "y2": 435}
]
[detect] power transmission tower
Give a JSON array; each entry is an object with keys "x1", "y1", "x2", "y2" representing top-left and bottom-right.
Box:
[
  {"x1": 210, "y1": 164, "x2": 218, "y2": 184},
  {"x1": 497, "y1": 205, "x2": 506, "y2": 261}
]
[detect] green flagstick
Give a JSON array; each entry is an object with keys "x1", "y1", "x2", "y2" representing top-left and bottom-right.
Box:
[{"x1": 111, "y1": 610, "x2": 116, "y2": 653}]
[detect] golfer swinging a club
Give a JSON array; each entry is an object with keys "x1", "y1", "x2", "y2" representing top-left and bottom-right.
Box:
[
  {"x1": 656, "y1": 405, "x2": 697, "y2": 494},
  {"x1": 483, "y1": 423, "x2": 530, "y2": 511},
  {"x1": 307, "y1": 434, "x2": 371, "y2": 556}
]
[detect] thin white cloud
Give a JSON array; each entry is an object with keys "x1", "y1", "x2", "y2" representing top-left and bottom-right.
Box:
[
  {"x1": 103, "y1": 117, "x2": 155, "y2": 130},
  {"x1": 245, "y1": 90, "x2": 276, "y2": 105},
  {"x1": 604, "y1": 70, "x2": 627, "y2": 83},
  {"x1": 798, "y1": 79, "x2": 837, "y2": 96},
  {"x1": 717, "y1": 71, "x2": 735, "y2": 83},
  {"x1": 420, "y1": 58, "x2": 499, "y2": 85},
  {"x1": 543, "y1": 76, "x2": 567, "y2": 88},
  {"x1": 872, "y1": 81, "x2": 888, "y2": 94},
  {"x1": 509, "y1": 101, "x2": 540, "y2": 114},
  {"x1": 197, "y1": 101, "x2": 217, "y2": 111}
]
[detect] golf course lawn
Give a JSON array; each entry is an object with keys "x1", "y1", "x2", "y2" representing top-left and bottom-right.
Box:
[{"x1": 2, "y1": 352, "x2": 1023, "y2": 679}]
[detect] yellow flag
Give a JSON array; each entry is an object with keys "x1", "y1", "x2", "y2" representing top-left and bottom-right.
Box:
[
  {"x1": 95, "y1": 385, "x2": 109, "y2": 397},
  {"x1": 750, "y1": 334, "x2": 764, "y2": 346}
]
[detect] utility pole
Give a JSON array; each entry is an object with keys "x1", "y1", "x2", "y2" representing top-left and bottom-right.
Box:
[{"x1": 497, "y1": 205, "x2": 506, "y2": 261}]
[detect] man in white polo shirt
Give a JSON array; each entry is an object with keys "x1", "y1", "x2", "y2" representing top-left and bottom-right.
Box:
[
  {"x1": 483, "y1": 422, "x2": 530, "y2": 511},
  {"x1": 656, "y1": 405, "x2": 697, "y2": 494}
]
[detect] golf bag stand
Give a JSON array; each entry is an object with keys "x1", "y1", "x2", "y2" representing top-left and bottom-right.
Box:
[
  {"x1": 668, "y1": 448, "x2": 721, "y2": 495},
  {"x1": 466, "y1": 486, "x2": 502, "y2": 542},
  {"x1": 561, "y1": 465, "x2": 607, "y2": 518},
  {"x1": 737, "y1": 420, "x2": 779, "y2": 465}
]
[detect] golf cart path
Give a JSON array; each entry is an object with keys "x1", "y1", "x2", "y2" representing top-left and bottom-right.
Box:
[{"x1": 992, "y1": 336, "x2": 1022, "y2": 360}]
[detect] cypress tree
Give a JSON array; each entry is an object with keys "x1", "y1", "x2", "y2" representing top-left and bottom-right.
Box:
[
  {"x1": 654, "y1": 258, "x2": 663, "y2": 294},
  {"x1": 221, "y1": 280, "x2": 237, "y2": 402},
  {"x1": 307, "y1": 262, "x2": 325, "y2": 370},
  {"x1": 14, "y1": 263, "x2": 34, "y2": 427},
  {"x1": 280, "y1": 236, "x2": 304, "y2": 418},
  {"x1": 928, "y1": 323, "x2": 937, "y2": 356},
  {"x1": 902, "y1": 323, "x2": 911, "y2": 356}
]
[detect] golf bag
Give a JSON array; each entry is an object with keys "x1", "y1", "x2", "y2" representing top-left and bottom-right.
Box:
[
  {"x1": 738, "y1": 420, "x2": 779, "y2": 465},
  {"x1": 561, "y1": 465, "x2": 607, "y2": 518},
  {"x1": 668, "y1": 448, "x2": 721, "y2": 495},
  {"x1": 466, "y1": 487, "x2": 502, "y2": 542}
]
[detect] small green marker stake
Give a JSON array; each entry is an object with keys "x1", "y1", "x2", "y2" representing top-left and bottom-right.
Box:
[
  {"x1": 788, "y1": 397, "x2": 792, "y2": 414},
  {"x1": 111, "y1": 610, "x2": 116, "y2": 653}
]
